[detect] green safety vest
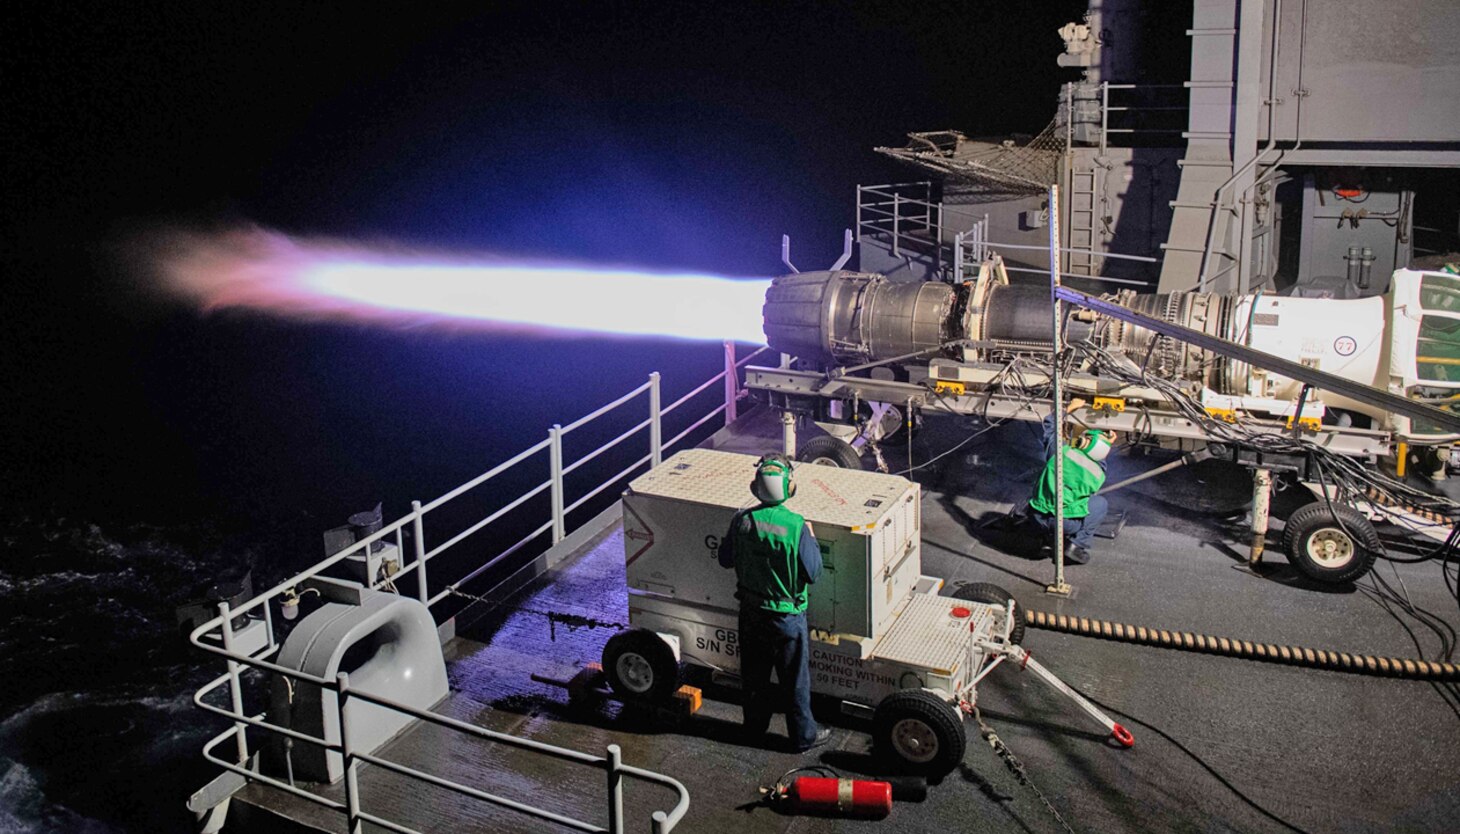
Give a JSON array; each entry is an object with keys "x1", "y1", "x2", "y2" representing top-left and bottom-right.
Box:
[
  {"x1": 732, "y1": 504, "x2": 809, "y2": 614},
  {"x1": 1029, "y1": 445, "x2": 1106, "y2": 519}
]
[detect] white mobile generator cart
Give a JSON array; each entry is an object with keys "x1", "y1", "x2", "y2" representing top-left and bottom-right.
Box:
[{"x1": 604, "y1": 449, "x2": 1132, "y2": 777}]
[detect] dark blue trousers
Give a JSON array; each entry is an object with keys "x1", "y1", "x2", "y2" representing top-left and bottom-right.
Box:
[
  {"x1": 738, "y1": 607, "x2": 818, "y2": 749},
  {"x1": 1033, "y1": 494, "x2": 1109, "y2": 556}
]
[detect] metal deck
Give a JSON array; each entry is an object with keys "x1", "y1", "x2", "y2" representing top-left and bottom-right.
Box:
[{"x1": 231, "y1": 406, "x2": 1460, "y2": 833}]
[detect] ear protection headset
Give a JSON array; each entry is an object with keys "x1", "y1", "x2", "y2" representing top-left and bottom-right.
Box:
[
  {"x1": 751, "y1": 453, "x2": 797, "y2": 504},
  {"x1": 1074, "y1": 430, "x2": 1115, "y2": 463}
]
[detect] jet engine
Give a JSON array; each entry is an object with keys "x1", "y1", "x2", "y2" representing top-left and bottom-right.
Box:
[{"x1": 761, "y1": 267, "x2": 1459, "y2": 434}]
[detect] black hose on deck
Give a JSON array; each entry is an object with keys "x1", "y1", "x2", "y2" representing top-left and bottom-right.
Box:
[{"x1": 1023, "y1": 609, "x2": 1460, "y2": 681}]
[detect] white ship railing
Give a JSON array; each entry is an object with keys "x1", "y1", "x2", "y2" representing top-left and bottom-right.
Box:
[{"x1": 188, "y1": 340, "x2": 768, "y2": 833}]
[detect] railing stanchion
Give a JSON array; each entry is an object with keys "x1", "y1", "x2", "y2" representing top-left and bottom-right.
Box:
[
  {"x1": 892, "y1": 193, "x2": 901, "y2": 256},
  {"x1": 262, "y1": 595, "x2": 276, "y2": 653},
  {"x1": 218, "y1": 601, "x2": 250, "y2": 764},
  {"x1": 411, "y1": 500, "x2": 429, "y2": 606},
  {"x1": 549, "y1": 425, "x2": 566, "y2": 543},
  {"x1": 649, "y1": 372, "x2": 663, "y2": 467},
  {"x1": 855, "y1": 185, "x2": 863, "y2": 241},
  {"x1": 337, "y1": 672, "x2": 363, "y2": 834},
  {"x1": 723, "y1": 342, "x2": 738, "y2": 425},
  {"x1": 606, "y1": 744, "x2": 624, "y2": 834},
  {"x1": 936, "y1": 201, "x2": 945, "y2": 274},
  {"x1": 1100, "y1": 81, "x2": 1110, "y2": 156}
]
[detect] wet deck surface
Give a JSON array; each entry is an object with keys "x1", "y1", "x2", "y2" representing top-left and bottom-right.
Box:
[{"x1": 236, "y1": 407, "x2": 1460, "y2": 833}]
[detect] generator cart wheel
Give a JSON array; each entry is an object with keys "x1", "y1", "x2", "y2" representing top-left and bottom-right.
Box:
[
  {"x1": 952, "y1": 583, "x2": 1025, "y2": 645},
  {"x1": 602, "y1": 629, "x2": 680, "y2": 703},
  {"x1": 1281, "y1": 502, "x2": 1380, "y2": 584},
  {"x1": 797, "y1": 435, "x2": 863, "y2": 469},
  {"x1": 872, "y1": 690, "x2": 967, "y2": 778}
]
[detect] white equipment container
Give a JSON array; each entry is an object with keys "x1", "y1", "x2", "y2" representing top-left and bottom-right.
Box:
[
  {"x1": 624, "y1": 448, "x2": 923, "y2": 648},
  {"x1": 610, "y1": 449, "x2": 1131, "y2": 776}
]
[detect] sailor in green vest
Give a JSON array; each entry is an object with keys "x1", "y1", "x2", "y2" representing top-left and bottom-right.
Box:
[
  {"x1": 1029, "y1": 398, "x2": 1113, "y2": 565},
  {"x1": 716, "y1": 453, "x2": 829, "y2": 752}
]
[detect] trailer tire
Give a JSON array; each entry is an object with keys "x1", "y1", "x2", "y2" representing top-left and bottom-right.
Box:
[
  {"x1": 1282, "y1": 502, "x2": 1380, "y2": 584},
  {"x1": 603, "y1": 629, "x2": 680, "y2": 704},
  {"x1": 873, "y1": 690, "x2": 966, "y2": 778},
  {"x1": 798, "y1": 436, "x2": 863, "y2": 469},
  {"x1": 952, "y1": 583, "x2": 1025, "y2": 645}
]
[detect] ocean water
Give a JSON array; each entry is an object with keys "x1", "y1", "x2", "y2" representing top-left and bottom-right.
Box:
[{"x1": 0, "y1": 515, "x2": 234, "y2": 833}]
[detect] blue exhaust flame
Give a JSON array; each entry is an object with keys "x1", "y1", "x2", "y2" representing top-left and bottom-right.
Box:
[{"x1": 151, "y1": 226, "x2": 770, "y2": 344}]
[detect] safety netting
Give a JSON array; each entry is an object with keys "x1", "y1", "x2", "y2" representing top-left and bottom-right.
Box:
[{"x1": 874, "y1": 117, "x2": 1067, "y2": 199}]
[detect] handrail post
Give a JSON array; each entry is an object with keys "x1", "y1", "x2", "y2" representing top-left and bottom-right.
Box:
[
  {"x1": 549, "y1": 425, "x2": 566, "y2": 543},
  {"x1": 337, "y1": 672, "x2": 363, "y2": 834},
  {"x1": 1100, "y1": 81, "x2": 1110, "y2": 156},
  {"x1": 936, "y1": 201, "x2": 945, "y2": 274},
  {"x1": 411, "y1": 500, "x2": 429, "y2": 606},
  {"x1": 954, "y1": 231, "x2": 964, "y2": 283},
  {"x1": 262, "y1": 593, "x2": 276, "y2": 654},
  {"x1": 892, "y1": 193, "x2": 901, "y2": 256},
  {"x1": 1064, "y1": 81, "x2": 1074, "y2": 153},
  {"x1": 855, "y1": 185, "x2": 862, "y2": 242},
  {"x1": 649, "y1": 373, "x2": 662, "y2": 467},
  {"x1": 723, "y1": 342, "x2": 738, "y2": 426},
  {"x1": 218, "y1": 601, "x2": 249, "y2": 764},
  {"x1": 606, "y1": 744, "x2": 624, "y2": 834}
]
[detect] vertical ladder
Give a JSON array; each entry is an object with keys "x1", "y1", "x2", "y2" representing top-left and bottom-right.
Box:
[{"x1": 1066, "y1": 165, "x2": 1099, "y2": 276}]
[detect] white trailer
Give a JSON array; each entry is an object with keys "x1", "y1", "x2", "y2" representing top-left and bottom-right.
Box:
[{"x1": 603, "y1": 449, "x2": 1131, "y2": 776}]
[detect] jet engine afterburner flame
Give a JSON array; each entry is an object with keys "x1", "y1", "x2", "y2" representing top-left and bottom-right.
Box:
[{"x1": 149, "y1": 226, "x2": 770, "y2": 343}]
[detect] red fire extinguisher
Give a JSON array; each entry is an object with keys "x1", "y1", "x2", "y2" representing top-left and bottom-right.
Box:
[{"x1": 765, "y1": 768, "x2": 895, "y2": 819}]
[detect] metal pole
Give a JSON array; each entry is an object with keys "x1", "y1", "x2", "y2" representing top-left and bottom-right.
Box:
[
  {"x1": 906, "y1": 397, "x2": 914, "y2": 471},
  {"x1": 218, "y1": 602, "x2": 250, "y2": 764},
  {"x1": 954, "y1": 231, "x2": 965, "y2": 283},
  {"x1": 855, "y1": 185, "x2": 862, "y2": 242},
  {"x1": 781, "y1": 411, "x2": 797, "y2": 457},
  {"x1": 723, "y1": 341, "x2": 738, "y2": 426},
  {"x1": 262, "y1": 593, "x2": 276, "y2": 653},
  {"x1": 1099, "y1": 82, "x2": 1110, "y2": 156},
  {"x1": 411, "y1": 501, "x2": 429, "y2": 605},
  {"x1": 549, "y1": 425, "x2": 565, "y2": 543},
  {"x1": 649, "y1": 372, "x2": 662, "y2": 467},
  {"x1": 605, "y1": 744, "x2": 624, "y2": 834},
  {"x1": 337, "y1": 672, "x2": 362, "y2": 834},
  {"x1": 935, "y1": 201, "x2": 944, "y2": 274},
  {"x1": 892, "y1": 194, "x2": 900, "y2": 257},
  {"x1": 1249, "y1": 468, "x2": 1272, "y2": 566},
  {"x1": 1065, "y1": 81, "x2": 1075, "y2": 150},
  {"x1": 1047, "y1": 184, "x2": 1072, "y2": 597}
]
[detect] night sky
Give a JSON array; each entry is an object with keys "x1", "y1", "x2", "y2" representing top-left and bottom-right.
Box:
[
  {"x1": 4, "y1": 2, "x2": 1085, "y2": 533},
  {"x1": 4, "y1": 3, "x2": 1084, "y2": 526}
]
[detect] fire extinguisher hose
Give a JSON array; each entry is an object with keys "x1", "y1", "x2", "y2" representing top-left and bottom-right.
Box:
[{"x1": 1024, "y1": 609, "x2": 1460, "y2": 681}]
